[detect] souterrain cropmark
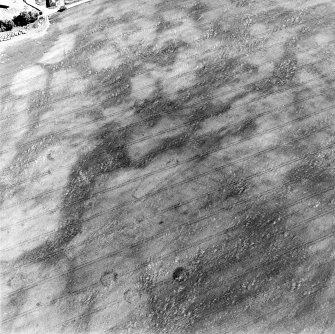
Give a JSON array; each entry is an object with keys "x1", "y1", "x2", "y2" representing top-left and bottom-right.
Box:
[{"x1": 1, "y1": 0, "x2": 335, "y2": 333}]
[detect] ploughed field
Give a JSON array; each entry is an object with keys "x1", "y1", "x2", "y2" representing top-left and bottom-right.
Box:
[{"x1": 1, "y1": 0, "x2": 335, "y2": 333}]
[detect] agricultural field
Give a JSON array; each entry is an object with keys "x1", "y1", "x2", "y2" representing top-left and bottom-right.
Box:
[{"x1": 0, "y1": 0, "x2": 335, "y2": 333}]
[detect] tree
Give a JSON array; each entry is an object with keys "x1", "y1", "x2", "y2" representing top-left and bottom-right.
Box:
[
  {"x1": 0, "y1": 19, "x2": 14, "y2": 32},
  {"x1": 13, "y1": 11, "x2": 38, "y2": 27}
]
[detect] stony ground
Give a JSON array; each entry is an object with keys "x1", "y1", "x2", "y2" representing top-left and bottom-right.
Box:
[{"x1": 1, "y1": 0, "x2": 335, "y2": 333}]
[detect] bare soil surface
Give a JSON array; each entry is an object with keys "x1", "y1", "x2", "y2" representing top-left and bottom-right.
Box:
[{"x1": 1, "y1": 0, "x2": 335, "y2": 333}]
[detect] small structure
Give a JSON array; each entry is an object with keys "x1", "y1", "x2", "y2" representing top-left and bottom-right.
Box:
[
  {"x1": 46, "y1": 0, "x2": 60, "y2": 7},
  {"x1": 0, "y1": 0, "x2": 11, "y2": 9}
]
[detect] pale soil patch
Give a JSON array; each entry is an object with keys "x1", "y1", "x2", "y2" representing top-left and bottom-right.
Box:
[
  {"x1": 159, "y1": 66, "x2": 196, "y2": 98},
  {"x1": 0, "y1": 204, "x2": 59, "y2": 261},
  {"x1": 249, "y1": 120, "x2": 282, "y2": 149},
  {"x1": 0, "y1": 139, "x2": 92, "y2": 261},
  {"x1": 166, "y1": 15, "x2": 200, "y2": 44},
  {"x1": 314, "y1": 31, "x2": 334, "y2": 46},
  {"x1": 10, "y1": 65, "x2": 47, "y2": 96},
  {"x1": 249, "y1": 23, "x2": 268, "y2": 37},
  {"x1": 39, "y1": 33, "x2": 76, "y2": 64},
  {"x1": 89, "y1": 45, "x2": 122, "y2": 71},
  {"x1": 0, "y1": 98, "x2": 29, "y2": 171},
  {"x1": 51, "y1": 69, "x2": 87, "y2": 95},
  {"x1": 96, "y1": 103, "x2": 134, "y2": 129},
  {"x1": 130, "y1": 72, "x2": 156, "y2": 100}
]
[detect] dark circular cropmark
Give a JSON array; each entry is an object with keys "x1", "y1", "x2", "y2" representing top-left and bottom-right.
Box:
[
  {"x1": 100, "y1": 270, "x2": 118, "y2": 287},
  {"x1": 172, "y1": 267, "x2": 189, "y2": 282}
]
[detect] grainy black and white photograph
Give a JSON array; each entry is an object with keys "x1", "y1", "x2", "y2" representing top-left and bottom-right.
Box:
[{"x1": 0, "y1": 0, "x2": 335, "y2": 333}]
